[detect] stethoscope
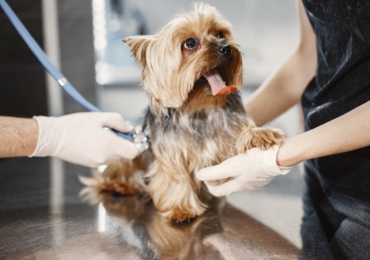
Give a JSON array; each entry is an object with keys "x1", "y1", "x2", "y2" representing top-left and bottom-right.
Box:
[{"x1": 0, "y1": 0, "x2": 149, "y2": 153}]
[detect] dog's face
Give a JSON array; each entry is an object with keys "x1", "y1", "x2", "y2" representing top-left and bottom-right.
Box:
[{"x1": 123, "y1": 3, "x2": 243, "y2": 108}]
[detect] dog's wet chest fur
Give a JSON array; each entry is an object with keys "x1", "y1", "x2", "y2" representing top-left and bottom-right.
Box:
[{"x1": 144, "y1": 92, "x2": 247, "y2": 167}]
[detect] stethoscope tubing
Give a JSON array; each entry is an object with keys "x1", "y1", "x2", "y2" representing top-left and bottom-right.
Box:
[{"x1": 0, "y1": 0, "x2": 132, "y2": 140}]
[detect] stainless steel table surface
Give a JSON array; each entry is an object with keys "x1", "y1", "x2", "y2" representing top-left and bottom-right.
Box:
[{"x1": 0, "y1": 156, "x2": 332, "y2": 259}]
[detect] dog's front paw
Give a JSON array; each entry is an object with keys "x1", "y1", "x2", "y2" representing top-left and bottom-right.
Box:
[
  {"x1": 238, "y1": 127, "x2": 285, "y2": 152},
  {"x1": 159, "y1": 204, "x2": 205, "y2": 225},
  {"x1": 170, "y1": 209, "x2": 198, "y2": 225},
  {"x1": 172, "y1": 217, "x2": 196, "y2": 226}
]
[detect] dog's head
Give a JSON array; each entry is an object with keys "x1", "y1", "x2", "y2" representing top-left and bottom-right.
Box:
[{"x1": 123, "y1": 3, "x2": 243, "y2": 109}]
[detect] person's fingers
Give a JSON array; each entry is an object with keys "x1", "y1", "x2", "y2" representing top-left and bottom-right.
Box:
[
  {"x1": 99, "y1": 113, "x2": 134, "y2": 133},
  {"x1": 195, "y1": 156, "x2": 244, "y2": 181},
  {"x1": 204, "y1": 178, "x2": 243, "y2": 197}
]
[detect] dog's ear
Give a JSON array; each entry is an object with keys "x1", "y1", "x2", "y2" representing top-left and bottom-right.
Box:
[{"x1": 122, "y1": 36, "x2": 154, "y2": 67}]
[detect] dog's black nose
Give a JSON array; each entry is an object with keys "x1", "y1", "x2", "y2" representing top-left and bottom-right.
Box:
[{"x1": 218, "y1": 45, "x2": 231, "y2": 56}]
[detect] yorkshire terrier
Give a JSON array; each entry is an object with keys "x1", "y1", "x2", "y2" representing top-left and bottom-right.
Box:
[{"x1": 81, "y1": 3, "x2": 284, "y2": 224}]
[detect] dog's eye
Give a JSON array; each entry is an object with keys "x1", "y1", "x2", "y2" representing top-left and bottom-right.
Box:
[
  {"x1": 184, "y1": 38, "x2": 197, "y2": 50},
  {"x1": 217, "y1": 31, "x2": 224, "y2": 39}
]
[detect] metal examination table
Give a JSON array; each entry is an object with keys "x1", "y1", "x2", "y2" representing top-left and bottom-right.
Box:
[{"x1": 0, "y1": 156, "x2": 332, "y2": 259}]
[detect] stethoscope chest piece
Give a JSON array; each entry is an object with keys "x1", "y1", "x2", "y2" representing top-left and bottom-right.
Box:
[{"x1": 132, "y1": 126, "x2": 150, "y2": 153}]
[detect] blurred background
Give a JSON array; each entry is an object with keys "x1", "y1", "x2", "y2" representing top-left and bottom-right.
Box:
[
  {"x1": 0, "y1": 1, "x2": 314, "y2": 258},
  {"x1": 0, "y1": 0, "x2": 300, "y2": 129},
  {"x1": 94, "y1": 0, "x2": 301, "y2": 130}
]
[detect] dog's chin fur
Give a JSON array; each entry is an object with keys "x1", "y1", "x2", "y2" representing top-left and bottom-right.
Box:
[{"x1": 81, "y1": 3, "x2": 284, "y2": 223}]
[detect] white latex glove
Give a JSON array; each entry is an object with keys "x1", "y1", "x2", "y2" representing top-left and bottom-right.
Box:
[
  {"x1": 30, "y1": 112, "x2": 139, "y2": 168},
  {"x1": 196, "y1": 146, "x2": 293, "y2": 197}
]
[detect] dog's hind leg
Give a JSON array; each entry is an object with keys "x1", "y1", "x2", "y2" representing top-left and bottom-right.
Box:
[{"x1": 80, "y1": 152, "x2": 152, "y2": 198}]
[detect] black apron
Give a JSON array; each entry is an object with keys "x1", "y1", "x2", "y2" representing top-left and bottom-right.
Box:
[
  {"x1": 300, "y1": 1, "x2": 370, "y2": 258},
  {"x1": 301, "y1": 0, "x2": 370, "y2": 202}
]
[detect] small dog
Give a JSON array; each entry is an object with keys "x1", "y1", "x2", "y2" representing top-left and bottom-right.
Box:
[{"x1": 81, "y1": 3, "x2": 283, "y2": 224}]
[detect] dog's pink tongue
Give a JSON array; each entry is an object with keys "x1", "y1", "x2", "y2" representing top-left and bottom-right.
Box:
[{"x1": 203, "y1": 69, "x2": 237, "y2": 96}]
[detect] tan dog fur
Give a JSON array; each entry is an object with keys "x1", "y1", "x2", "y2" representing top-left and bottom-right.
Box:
[{"x1": 81, "y1": 3, "x2": 283, "y2": 223}]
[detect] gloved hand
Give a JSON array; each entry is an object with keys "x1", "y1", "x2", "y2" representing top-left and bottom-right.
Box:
[
  {"x1": 196, "y1": 145, "x2": 293, "y2": 197},
  {"x1": 30, "y1": 112, "x2": 139, "y2": 168}
]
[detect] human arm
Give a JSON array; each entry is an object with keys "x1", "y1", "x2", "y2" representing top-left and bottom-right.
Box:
[
  {"x1": 197, "y1": 99, "x2": 370, "y2": 196},
  {"x1": 0, "y1": 113, "x2": 139, "y2": 167},
  {"x1": 277, "y1": 100, "x2": 370, "y2": 166},
  {"x1": 0, "y1": 116, "x2": 39, "y2": 157},
  {"x1": 245, "y1": 0, "x2": 317, "y2": 126}
]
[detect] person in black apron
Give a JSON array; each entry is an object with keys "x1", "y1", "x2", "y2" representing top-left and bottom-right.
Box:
[{"x1": 196, "y1": 1, "x2": 370, "y2": 258}]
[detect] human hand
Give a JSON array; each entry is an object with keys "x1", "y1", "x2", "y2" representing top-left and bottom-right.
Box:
[
  {"x1": 196, "y1": 146, "x2": 293, "y2": 196},
  {"x1": 30, "y1": 112, "x2": 139, "y2": 167}
]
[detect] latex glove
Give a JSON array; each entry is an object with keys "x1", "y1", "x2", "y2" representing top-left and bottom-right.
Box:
[
  {"x1": 30, "y1": 112, "x2": 139, "y2": 167},
  {"x1": 196, "y1": 146, "x2": 293, "y2": 197}
]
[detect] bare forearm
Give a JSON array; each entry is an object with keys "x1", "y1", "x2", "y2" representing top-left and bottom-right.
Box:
[
  {"x1": 0, "y1": 116, "x2": 39, "y2": 157},
  {"x1": 245, "y1": 50, "x2": 315, "y2": 126},
  {"x1": 277, "y1": 101, "x2": 370, "y2": 166},
  {"x1": 245, "y1": 0, "x2": 317, "y2": 127}
]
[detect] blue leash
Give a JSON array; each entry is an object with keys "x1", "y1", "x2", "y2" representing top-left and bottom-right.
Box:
[{"x1": 0, "y1": 0, "x2": 132, "y2": 141}]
